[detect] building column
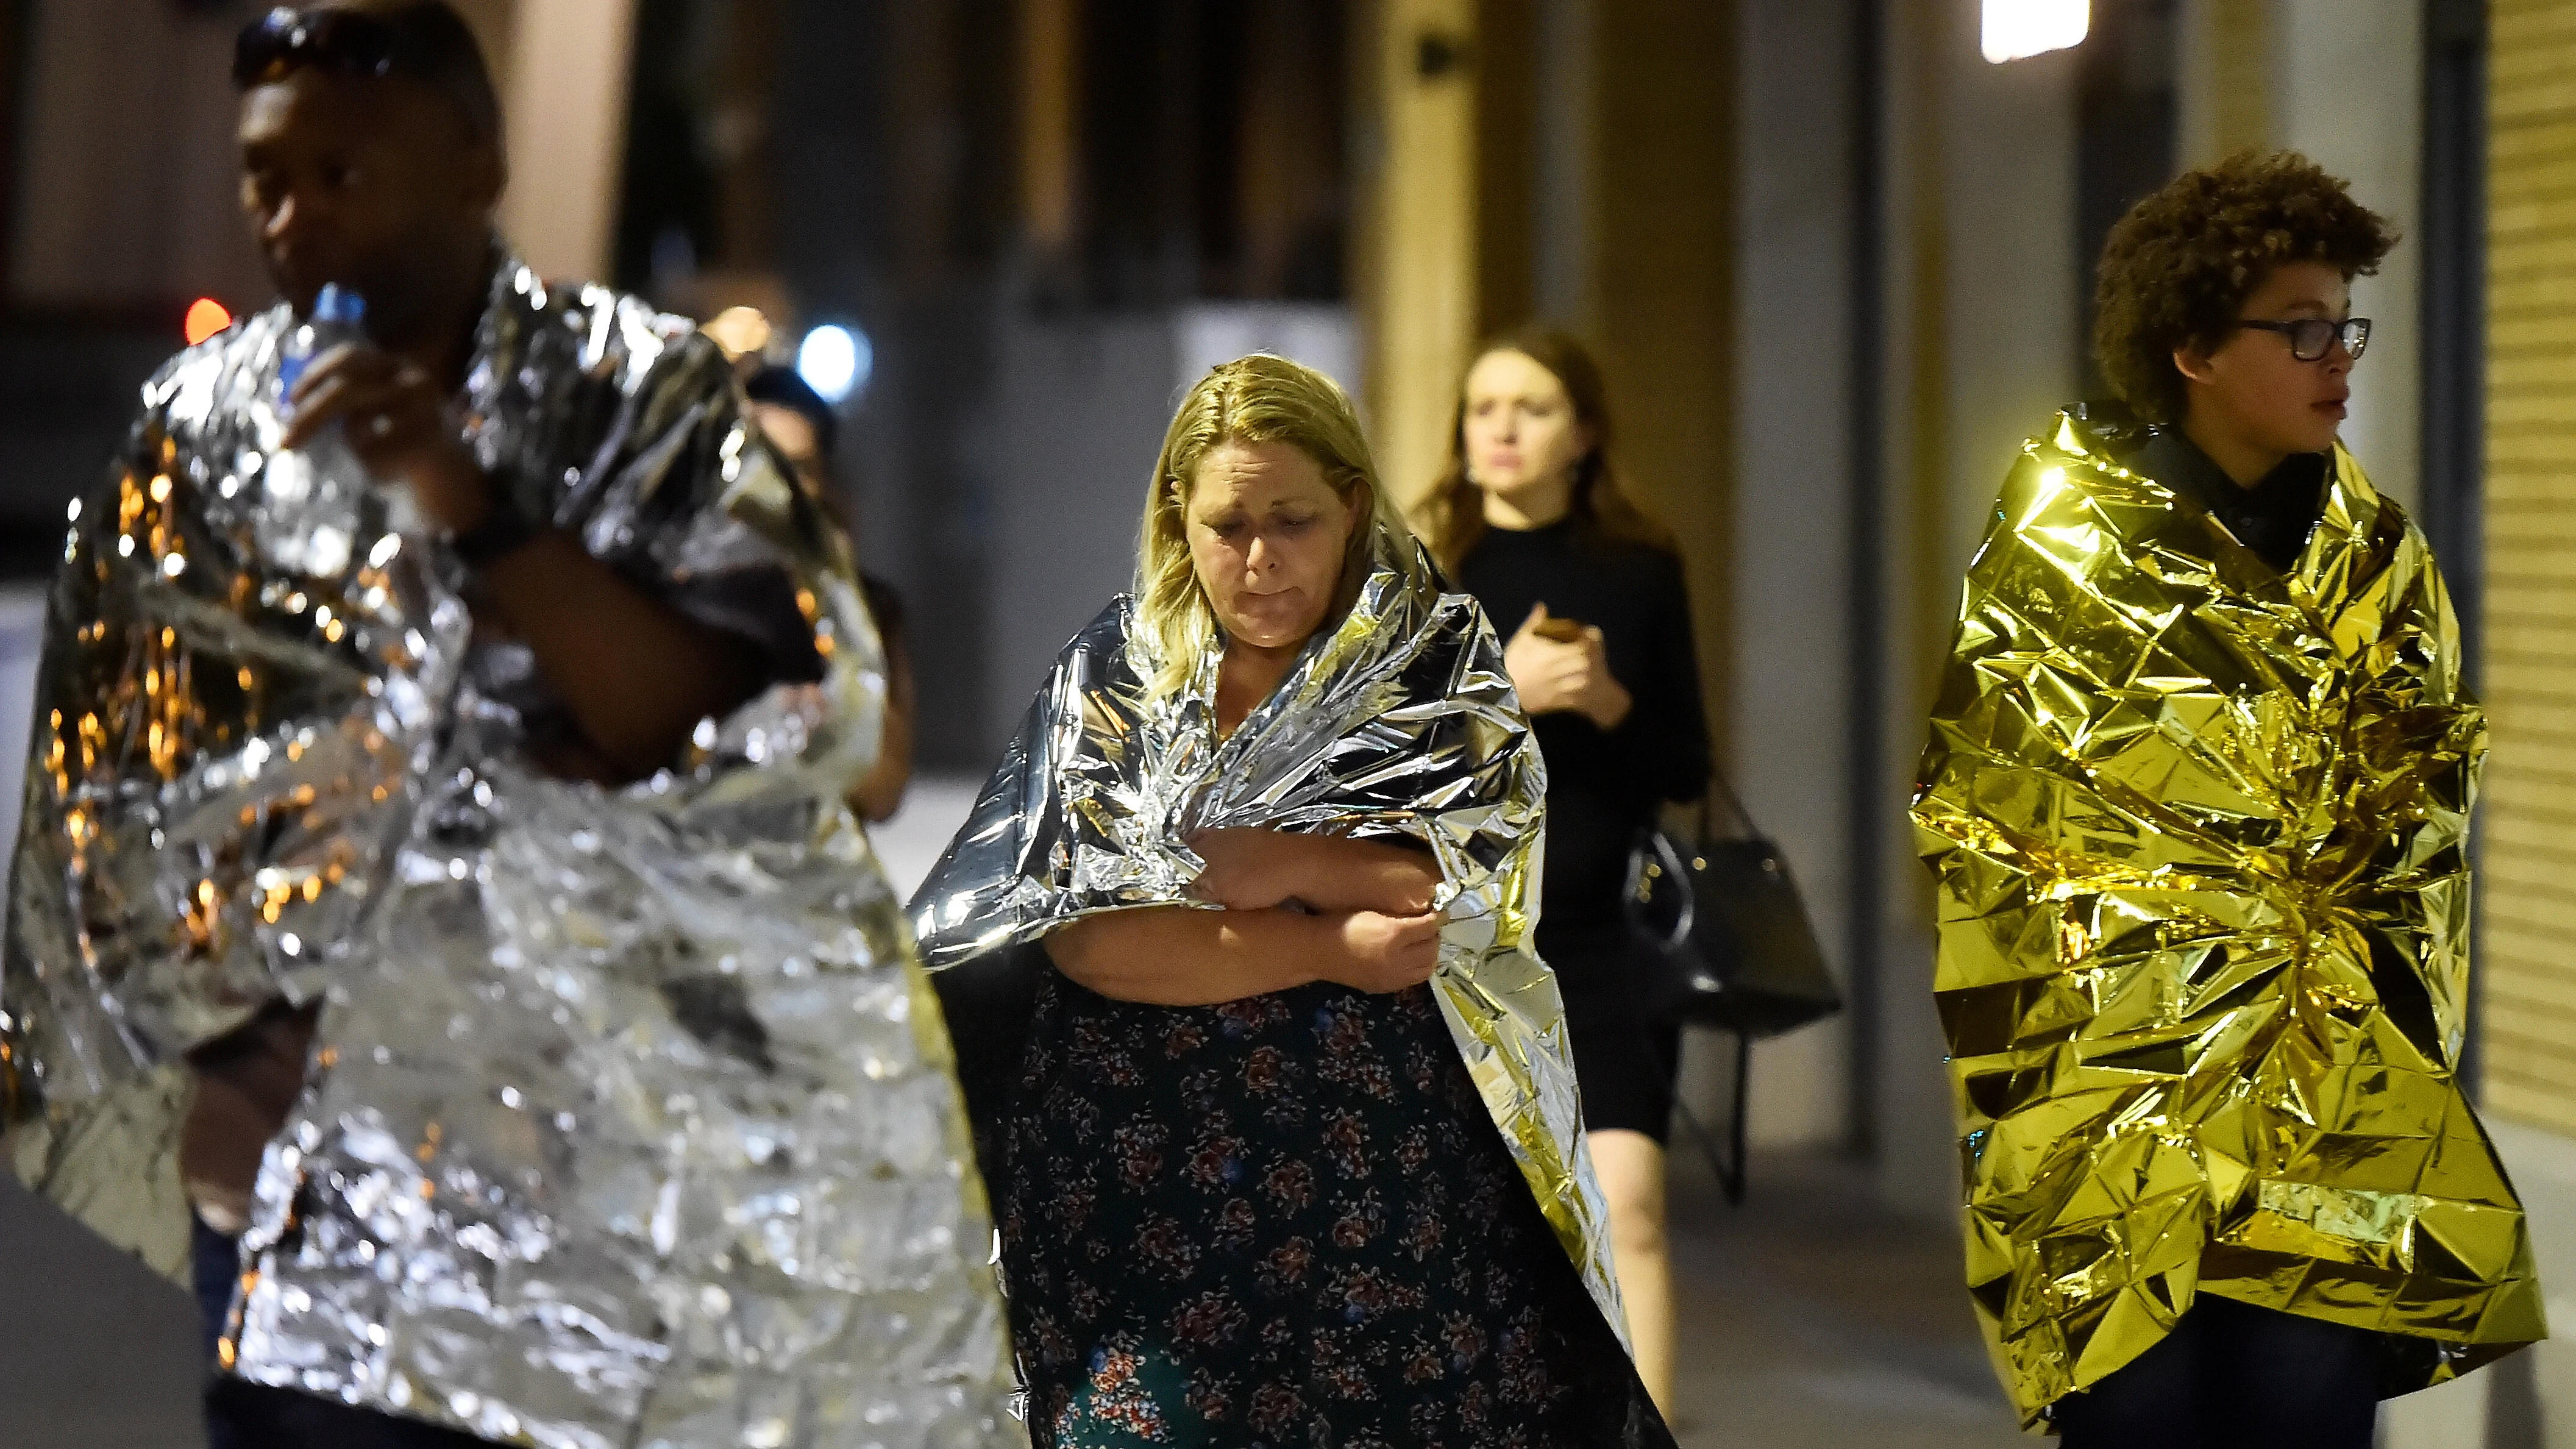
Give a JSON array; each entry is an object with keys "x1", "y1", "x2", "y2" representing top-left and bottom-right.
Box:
[
  {"x1": 2176, "y1": 0, "x2": 2272, "y2": 167},
  {"x1": 2174, "y1": 0, "x2": 2424, "y2": 507},
  {"x1": 1727, "y1": 0, "x2": 1858, "y2": 1153},
  {"x1": 1354, "y1": 0, "x2": 1479, "y2": 506},
  {"x1": 494, "y1": 0, "x2": 641, "y2": 285},
  {"x1": 2272, "y1": 0, "x2": 2424, "y2": 508},
  {"x1": 1585, "y1": 0, "x2": 1737, "y2": 741},
  {"x1": 2473, "y1": 2, "x2": 2576, "y2": 1442},
  {"x1": 1866, "y1": 0, "x2": 2082, "y2": 1219},
  {"x1": 1019, "y1": 0, "x2": 1080, "y2": 269}
]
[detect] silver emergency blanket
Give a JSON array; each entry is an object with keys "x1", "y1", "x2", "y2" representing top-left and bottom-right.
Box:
[
  {"x1": 910, "y1": 521, "x2": 1629, "y2": 1337},
  {"x1": 2, "y1": 255, "x2": 1014, "y2": 1448}
]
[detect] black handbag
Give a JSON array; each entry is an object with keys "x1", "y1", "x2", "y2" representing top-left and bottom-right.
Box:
[{"x1": 1622, "y1": 778, "x2": 1841, "y2": 1039}]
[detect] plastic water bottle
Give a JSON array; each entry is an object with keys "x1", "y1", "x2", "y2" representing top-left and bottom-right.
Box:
[
  {"x1": 277, "y1": 283, "x2": 374, "y2": 489},
  {"x1": 269, "y1": 283, "x2": 393, "y2": 576}
]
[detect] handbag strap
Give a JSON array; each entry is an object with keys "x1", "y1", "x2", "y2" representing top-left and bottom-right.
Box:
[
  {"x1": 1695, "y1": 769, "x2": 1759, "y2": 845},
  {"x1": 1623, "y1": 828, "x2": 1697, "y2": 949}
]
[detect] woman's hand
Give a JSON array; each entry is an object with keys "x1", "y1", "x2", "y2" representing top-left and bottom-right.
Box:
[
  {"x1": 1041, "y1": 902, "x2": 1443, "y2": 1005},
  {"x1": 1187, "y1": 828, "x2": 1312, "y2": 911},
  {"x1": 1320, "y1": 908, "x2": 1446, "y2": 994},
  {"x1": 1189, "y1": 829, "x2": 1440, "y2": 916},
  {"x1": 1503, "y1": 603, "x2": 1634, "y2": 730}
]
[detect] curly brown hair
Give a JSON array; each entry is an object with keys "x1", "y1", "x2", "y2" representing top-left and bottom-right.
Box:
[{"x1": 2093, "y1": 150, "x2": 2396, "y2": 424}]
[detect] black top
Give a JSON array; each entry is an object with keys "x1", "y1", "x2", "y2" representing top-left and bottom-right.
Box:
[
  {"x1": 2135, "y1": 430, "x2": 2329, "y2": 573},
  {"x1": 1456, "y1": 520, "x2": 1711, "y2": 940}
]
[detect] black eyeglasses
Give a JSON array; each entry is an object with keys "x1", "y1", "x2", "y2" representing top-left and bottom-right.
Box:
[
  {"x1": 232, "y1": 7, "x2": 402, "y2": 90},
  {"x1": 2235, "y1": 316, "x2": 2372, "y2": 363}
]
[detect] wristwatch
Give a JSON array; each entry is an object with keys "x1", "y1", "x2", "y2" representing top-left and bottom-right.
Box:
[{"x1": 449, "y1": 496, "x2": 539, "y2": 571}]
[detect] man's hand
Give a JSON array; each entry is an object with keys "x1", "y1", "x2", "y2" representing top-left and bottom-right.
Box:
[
  {"x1": 282, "y1": 343, "x2": 491, "y2": 532},
  {"x1": 1320, "y1": 908, "x2": 1445, "y2": 994},
  {"x1": 1502, "y1": 603, "x2": 1633, "y2": 730},
  {"x1": 282, "y1": 341, "x2": 760, "y2": 783}
]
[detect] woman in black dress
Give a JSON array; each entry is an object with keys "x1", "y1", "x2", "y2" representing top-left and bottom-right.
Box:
[{"x1": 1416, "y1": 329, "x2": 1712, "y2": 1415}]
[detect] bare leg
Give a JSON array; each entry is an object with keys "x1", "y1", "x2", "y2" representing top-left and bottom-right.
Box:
[{"x1": 1587, "y1": 1127, "x2": 1674, "y2": 1416}]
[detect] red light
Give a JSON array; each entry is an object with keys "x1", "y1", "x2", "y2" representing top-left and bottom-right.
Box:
[{"x1": 184, "y1": 297, "x2": 233, "y2": 346}]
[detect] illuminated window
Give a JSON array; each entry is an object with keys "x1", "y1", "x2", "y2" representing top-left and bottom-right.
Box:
[
  {"x1": 1982, "y1": 0, "x2": 2090, "y2": 64},
  {"x1": 703, "y1": 305, "x2": 774, "y2": 361},
  {"x1": 797, "y1": 324, "x2": 873, "y2": 405}
]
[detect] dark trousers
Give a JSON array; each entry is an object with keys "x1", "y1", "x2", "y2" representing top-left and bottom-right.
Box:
[
  {"x1": 2052, "y1": 1294, "x2": 2385, "y2": 1449},
  {"x1": 192, "y1": 1216, "x2": 491, "y2": 1449}
]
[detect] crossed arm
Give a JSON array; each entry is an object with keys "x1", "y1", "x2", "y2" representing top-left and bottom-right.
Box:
[{"x1": 1042, "y1": 830, "x2": 1446, "y2": 1006}]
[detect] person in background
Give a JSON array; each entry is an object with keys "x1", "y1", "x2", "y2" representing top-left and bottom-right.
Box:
[
  {"x1": 1413, "y1": 327, "x2": 1711, "y2": 1418},
  {"x1": 1913, "y1": 151, "x2": 2544, "y2": 1445},
  {"x1": 0, "y1": 4, "x2": 1010, "y2": 1446},
  {"x1": 744, "y1": 364, "x2": 914, "y2": 822}
]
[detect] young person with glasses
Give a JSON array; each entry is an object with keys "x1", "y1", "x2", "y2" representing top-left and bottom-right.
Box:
[
  {"x1": 0, "y1": 5, "x2": 1009, "y2": 1447},
  {"x1": 1912, "y1": 151, "x2": 2545, "y2": 1447}
]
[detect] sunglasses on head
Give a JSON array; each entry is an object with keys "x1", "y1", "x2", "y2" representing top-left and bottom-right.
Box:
[{"x1": 232, "y1": 7, "x2": 403, "y2": 90}]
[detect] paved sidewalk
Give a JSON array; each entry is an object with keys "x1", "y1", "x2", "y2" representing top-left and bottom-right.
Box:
[
  {"x1": 1, "y1": 1150, "x2": 2022, "y2": 1449},
  {"x1": 1661, "y1": 1150, "x2": 2023, "y2": 1449},
  {"x1": 0, "y1": 1175, "x2": 204, "y2": 1449}
]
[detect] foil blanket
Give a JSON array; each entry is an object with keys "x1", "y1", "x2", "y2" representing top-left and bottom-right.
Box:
[
  {"x1": 1, "y1": 256, "x2": 1014, "y2": 1447},
  {"x1": 909, "y1": 520, "x2": 1631, "y2": 1345},
  {"x1": 1911, "y1": 405, "x2": 2546, "y2": 1426}
]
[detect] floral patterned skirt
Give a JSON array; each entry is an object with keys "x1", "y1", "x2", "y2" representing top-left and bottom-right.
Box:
[{"x1": 995, "y1": 971, "x2": 1669, "y2": 1448}]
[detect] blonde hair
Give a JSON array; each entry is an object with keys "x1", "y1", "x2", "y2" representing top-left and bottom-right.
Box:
[{"x1": 1136, "y1": 354, "x2": 1413, "y2": 700}]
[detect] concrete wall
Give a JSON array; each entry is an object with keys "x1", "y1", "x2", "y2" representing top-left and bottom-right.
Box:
[
  {"x1": 984, "y1": 305, "x2": 1362, "y2": 751},
  {"x1": 10, "y1": 2, "x2": 266, "y2": 310},
  {"x1": 2487, "y1": 1120, "x2": 2576, "y2": 1447},
  {"x1": 493, "y1": 0, "x2": 640, "y2": 285},
  {"x1": 2263, "y1": 0, "x2": 2427, "y2": 510},
  {"x1": 8, "y1": 0, "x2": 635, "y2": 313},
  {"x1": 1867, "y1": 0, "x2": 2082, "y2": 1220},
  {"x1": 1726, "y1": 0, "x2": 1857, "y2": 1150}
]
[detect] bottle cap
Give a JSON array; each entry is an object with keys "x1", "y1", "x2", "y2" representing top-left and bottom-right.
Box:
[{"x1": 313, "y1": 284, "x2": 367, "y2": 328}]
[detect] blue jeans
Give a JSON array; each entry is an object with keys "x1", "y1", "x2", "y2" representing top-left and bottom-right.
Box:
[
  {"x1": 191, "y1": 1215, "x2": 491, "y2": 1449},
  {"x1": 189, "y1": 1212, "x2": 239, "y2": 1374}
]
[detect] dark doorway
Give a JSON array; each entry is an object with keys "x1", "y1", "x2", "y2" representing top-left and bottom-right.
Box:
[
  {"x1": 2422, "y1": 0, "x2": 2486, "y2": 676},
  {"x1": 2074, "y1": 0, "x2": 2179, "y2": 393}
]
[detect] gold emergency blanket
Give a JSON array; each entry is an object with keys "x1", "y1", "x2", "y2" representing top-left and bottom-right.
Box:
[
  {"x1": 1, "y1": 257, "x2": 1014, "y2": 1447},
  {"x1": 1912, "y1": 405, "x2": 2546, "y2": 1427},
  {"x1": 909, "y1": 520, "x2": 1629, "y2": 1340}
]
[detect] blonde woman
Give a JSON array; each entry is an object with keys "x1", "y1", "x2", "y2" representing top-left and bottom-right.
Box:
[
  {"x1": 1415, "y1": 328, "x2": 1711, "y2": 1415},
  {"x1": 914, "y1": 356, "x2": 1671, "y2": 1447}
]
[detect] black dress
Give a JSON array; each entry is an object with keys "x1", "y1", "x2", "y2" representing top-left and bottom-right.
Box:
[
  {"x1": 997, "y1": 972, "x2": 1671, "y2": 1447},
  {"x1": 1456, "y1": 521, "x2": 1712, "y2": 1142}
]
